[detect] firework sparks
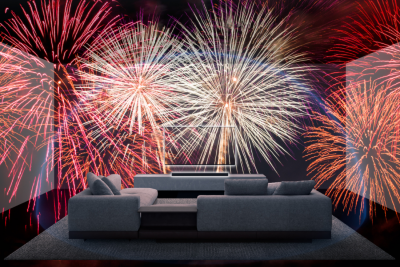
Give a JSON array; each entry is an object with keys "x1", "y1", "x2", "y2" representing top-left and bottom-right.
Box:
[
  {"x1": 328, "y1": 0, "x2": 400, "y2": 64},
  {"x1": 76, "y1": 20, "x2": 184, "y2": 135},
  {"x1": 168, "y1": 0, "x2": 312, "y2": 173},
  {"x1": 323, "y1": 0, "x2": 400, "y2": 100},
  {"x1": 76, "y1": 19, "x2": 189, "y2": 173},
  {"x1": 0, "y1": 42, "x2": 54, "y2": 207},
  {"x1": 0, "y1": 0, "x2": 120, "y2": 67},
  {"x1": 304, "y1": 81, "x2": 400, "y2": 222},
  {"x1": 0, "y1": 0, "x2": 130, "y2": 225}
]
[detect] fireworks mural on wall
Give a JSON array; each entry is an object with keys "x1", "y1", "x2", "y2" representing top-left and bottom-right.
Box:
[
  {"x1": 2, "y1": 0, "x2": 400, "y2": 230},
  {"x1": 76, "y1": 20, "x2": 184, "y2": 135},
  {"x1": 168, "y1": 0, "x2": 312, "y2": 173},
  {"x1": 0, "y1": 0, "x2": 120, "y2": 67},
  {"x1": 317, "y1": 0, "x2": 400, "y2": 221},
  {"x1": 76, "y1": 18, "x2": 187, "y2": 175},
  {"x1": 0, "y1": 42, "x2": 54, "y2": 212},
  {"x1": 328, "y1": 0, "x2": 400, "y2": 64},
  {"x1": 0, "y1": 0, "x2": 122, "y2": 226},
  {"x1": 304, "y1": 81, "x2": 400, "y2": 222}
]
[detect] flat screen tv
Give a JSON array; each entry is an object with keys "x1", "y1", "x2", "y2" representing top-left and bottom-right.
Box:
[{"x1": 162, "y1": 125, "x2": 237, "y2": 167}]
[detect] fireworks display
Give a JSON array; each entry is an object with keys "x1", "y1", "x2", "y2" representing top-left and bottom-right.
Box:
[
  {"x1": 167, "y1": 0, "x2": 312, "y2": 173},
  {"x1": 0, "y1": 42, "x2": 54, "y2": 210},
  {"x1": 76, "y1": 20, "x2": 184, "y2": 136},
  {"x1": 320, "y1": 0, "x2": 400, "y2": 221},
  {"x1": 304, "y1": 81, "x2": 400, "y2": 221},
  {"x1": 0, "y1": 0, "x2": 121, "y2": 225},
  {"x1": 328, "y1": 0, "x2": 400, "y2": 64},
  {"x1": 0, "y1": 0, "x2": 120, "y2": 67},
  {"x1": 76, "y1": 19, "x2": 188, "y2": 175},
  {"x1": 1, "y1": 0, "x2": 400, "y2": 232}
]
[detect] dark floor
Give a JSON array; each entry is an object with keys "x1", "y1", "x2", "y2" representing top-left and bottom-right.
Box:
[{"x1": 1, "y1": 188, "x2": 399, "y2": 267}]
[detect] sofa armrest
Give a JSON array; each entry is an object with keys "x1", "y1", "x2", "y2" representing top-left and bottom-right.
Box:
[
  {"x1": 197, "y1": 189, "x2": 332, "y2": 231},
  {"x1": 68, "y1": 188, "x2": 140, "y2": 231}
]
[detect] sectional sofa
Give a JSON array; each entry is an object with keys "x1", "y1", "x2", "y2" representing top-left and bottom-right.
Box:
[{"x1": 68, "y1": 174, "x2": 332, "y2": 240}]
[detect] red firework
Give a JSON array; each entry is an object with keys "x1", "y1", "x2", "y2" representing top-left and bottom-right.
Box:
[
  {"x1": 0, "y1": 0, "x2": 120, "y2": 67},
  {"x1": 328, "y1": 0, "x2": 400, "y2": 64},
  {"x1": 0, "y1": 42, "x2": 54, "y2": 209},
  {"x1": 0, "y1": 1, "x2": 163, "y2": 228}
]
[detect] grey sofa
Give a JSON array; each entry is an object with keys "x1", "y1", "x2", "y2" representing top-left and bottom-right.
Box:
[
  {"x1": 68, "y1": 175, "x2": 332, "y2": 240},
  {"x1": 68, "y1": 174, "x2": 158, "y2": 239}
]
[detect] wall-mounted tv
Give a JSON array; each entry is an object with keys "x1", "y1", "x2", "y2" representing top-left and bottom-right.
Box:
[{"x1": 162, "y1": 125, "x2": 237, "y2": 166}]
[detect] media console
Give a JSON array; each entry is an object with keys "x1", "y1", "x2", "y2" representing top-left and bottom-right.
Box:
[
  {"x1": 134, "y1": 173, "x2": 266, "y2": 198},
  {"x1": 171, "y1": 172, "x2": 229, "y2": 177}
]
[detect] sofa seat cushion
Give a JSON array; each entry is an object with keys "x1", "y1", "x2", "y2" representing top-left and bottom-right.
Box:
[{"x1": 121, "y1": 188, "x2": 158, "y2": 207}]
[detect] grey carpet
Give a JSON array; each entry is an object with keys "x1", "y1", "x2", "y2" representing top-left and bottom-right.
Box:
[{"x1": 5, "y1": 198, "x2": 394, "y2": 260}]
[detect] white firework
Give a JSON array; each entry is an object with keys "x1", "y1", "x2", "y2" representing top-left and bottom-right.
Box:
[
  {"x1": 168, "y1": 0, "x2": 312, "y2": 173},
  {"x1": 76, "y1": 20, "x2": 185, "y2": 136}
]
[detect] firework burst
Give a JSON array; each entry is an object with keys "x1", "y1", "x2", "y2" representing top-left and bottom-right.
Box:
[
  {"x1": 76, "y1": 19, "x2": 188, "y2": 174},
  {"x1": 304, "y1": 81, "x2": 400, "y2": 222},
  {"x1": 0, "y1": 0, "x2": 120, "y2": 67},
  {"x1": 77, "y1": 20, "x2": 184, "y2": 135},
  {"x1": 0, "y1": 42, "x2": 54, "y2": 208},
  {"x1": 168, "y1": 0, "x2": 312, "y2": 173},
  {"x1": 0, "y1": 0, "x2": 127, "y2": 224},
  {"x1": 328, "y1": 0, "x2": 400, "y2": 64}
]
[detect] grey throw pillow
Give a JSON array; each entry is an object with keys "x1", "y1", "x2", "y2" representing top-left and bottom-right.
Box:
[
  {"x1": 87, "y1": 172, "x2": 100, "y2": 189},
  {"x1": 273, "y1": 180, "x2": 316, "y2": 195},
  {"x1": 102, "y1": 176, "x2": 121, "y2": 195},
  {"x1": 87, "y1": 172, "x2": 114, "y2": 195},
  {"x1": 224, "y1": 179, "x2": 268, "y2": 195}
]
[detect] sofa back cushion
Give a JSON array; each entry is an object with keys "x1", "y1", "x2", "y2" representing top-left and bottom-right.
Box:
[
  {"x1": 273, "y1": 180, "x2": 316, "y2": 195},
  {"x1": 87, "y1": 172, "x2": 114, "y2": 195},
  {"x1": 224, "y1": 179, "x2": 268, "y2": 195}
]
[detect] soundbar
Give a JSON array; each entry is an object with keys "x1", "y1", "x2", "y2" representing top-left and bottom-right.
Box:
[{"x1": 171, "y1": 172, "x2": 229, "y2": 177}]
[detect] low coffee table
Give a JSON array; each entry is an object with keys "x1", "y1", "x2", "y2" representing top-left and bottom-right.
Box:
[{"x1": 138, "y1": 204, "x2": 198, "y2": 239}]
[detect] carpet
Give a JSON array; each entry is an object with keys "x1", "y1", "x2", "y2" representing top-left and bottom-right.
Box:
[{"x1": 5, "y1": 198, "x2": 394, "y2": 260}]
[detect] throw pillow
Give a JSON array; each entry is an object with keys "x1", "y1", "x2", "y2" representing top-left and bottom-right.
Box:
[
  {"x1": 87, "y1": 172, "x2": 100, "y2": 189},
  {"x1": 86, "y1": 172, "x2": 114, "y2": 195},
  {"x1": 102, "y1": 176, "x2": 122, "y2": 195},
  {"x1": 224, "y1": 179, "x2": 268, "y2": 195},
  {"x1": 273, "y1": 180, "x2": 316, "y2": 195}
]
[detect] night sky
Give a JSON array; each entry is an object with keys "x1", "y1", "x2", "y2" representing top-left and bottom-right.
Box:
[
  {"x1": 0, "y1": 0, "x2": 396, "y2": 185},
  {"x1": 0, "y1": 0, "x2": 365, "y2": 186},
  {"x1": 0, "y1": 0, "x2": 367, "y2": 63}
]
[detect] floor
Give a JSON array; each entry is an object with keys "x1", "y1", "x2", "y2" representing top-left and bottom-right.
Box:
[{"x1": 1, "y1": 189, "x2": 400, "y2": 266}]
